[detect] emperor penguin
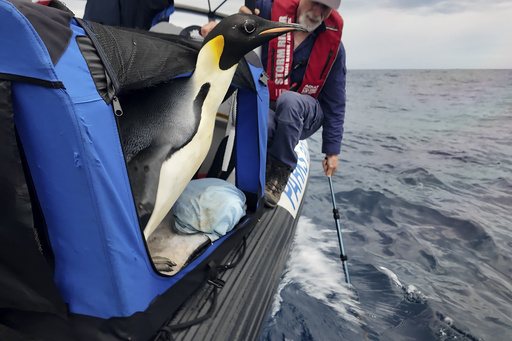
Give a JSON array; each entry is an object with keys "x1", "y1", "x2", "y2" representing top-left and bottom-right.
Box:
[{"x1": 118, "y1": 14, "x2": 307, "y2": 240}]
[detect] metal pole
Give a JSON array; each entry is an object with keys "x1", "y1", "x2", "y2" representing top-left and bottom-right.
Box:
[{"x1": 328, "y1": 176, "x2": 351, "y2": 285}]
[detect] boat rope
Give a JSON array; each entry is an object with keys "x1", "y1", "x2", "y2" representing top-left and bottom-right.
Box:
[
  {"x1": 152, "y1": 237, "x2": 247, "y2": 341},
  {"x1": 156, "y1": 287, "x2": 219, "y2": 339},
  {"x1": 217, "y1": 236, "x2": 247, "y2": 270},
  {"x1": 205, "y1": 0, "x2": 228, "y2": 21},
  {"x1": 153, "y1": 267, "x2": 221, "y2": 341}
]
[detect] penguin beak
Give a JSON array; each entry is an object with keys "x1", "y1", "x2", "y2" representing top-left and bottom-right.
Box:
[
  {"x1": 258, "y1": 23, "x2": 308, "y2": 37},
  {"x1": 241, "y1": 16, "x2": 307, "y2": 52}
]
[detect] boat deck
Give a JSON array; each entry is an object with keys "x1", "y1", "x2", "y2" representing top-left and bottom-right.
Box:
[{"x1": 166, "y1": 205, "x2": 302, "y2": 341}]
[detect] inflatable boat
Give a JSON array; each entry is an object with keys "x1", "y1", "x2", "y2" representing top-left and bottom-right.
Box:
[{"x1": 0, "y1": 1, "x2": 309, "y2": 340}]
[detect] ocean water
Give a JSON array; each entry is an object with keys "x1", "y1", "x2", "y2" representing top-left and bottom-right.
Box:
[{"x1": 259, "y1": 69, "x2": 512, "y2": 341}]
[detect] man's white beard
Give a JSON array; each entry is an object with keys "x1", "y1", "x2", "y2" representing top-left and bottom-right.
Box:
[{"x1": 298, "y1": 11, "x2": 322, "y2": 32}]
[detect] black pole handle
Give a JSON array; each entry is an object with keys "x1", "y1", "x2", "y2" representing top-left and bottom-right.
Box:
[{"x1": 328, "y1": 177, "x2": 351, "y2": 285}]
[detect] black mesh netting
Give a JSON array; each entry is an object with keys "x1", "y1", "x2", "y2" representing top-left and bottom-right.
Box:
[
  {"x1": 80, "y1": 20, "x2": 257, "y2": 96},
  {"x1": 83, "y1": 20, "x2": 200, "y2": 93}
]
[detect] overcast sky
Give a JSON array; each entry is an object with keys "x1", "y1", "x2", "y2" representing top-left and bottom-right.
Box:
[
  {"x1": 68, "y1": 0, "x2": 512, "y2": 69},
  {"x1": 340, "y1": 0, "x2": 512, "y2": 69}
]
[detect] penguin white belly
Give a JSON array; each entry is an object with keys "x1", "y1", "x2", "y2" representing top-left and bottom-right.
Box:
[
  {"x1": 143, "y1": 127, "x2": 213, "y2": 239},
  {"x1": 143, "y1": 71, "x2": 233, "y2": 239}
]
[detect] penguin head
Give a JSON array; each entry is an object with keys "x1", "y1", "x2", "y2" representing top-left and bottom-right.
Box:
[{"x1": 202, "y1": 13, "x2": 307, "y2": 71}]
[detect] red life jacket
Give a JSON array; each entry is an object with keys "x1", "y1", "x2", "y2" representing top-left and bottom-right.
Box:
[{"x1": 267, "y1": 0, "x2": 343, "y2": 100}]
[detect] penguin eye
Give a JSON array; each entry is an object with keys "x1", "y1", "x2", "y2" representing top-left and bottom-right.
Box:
[{"x1": 243, "y1": 19, "x2": 256, "y2": 34}]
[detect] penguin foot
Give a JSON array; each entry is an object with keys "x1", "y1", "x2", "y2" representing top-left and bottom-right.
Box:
[{"x1": 152, "y1": 256, "x2": 177, "y2": 272}]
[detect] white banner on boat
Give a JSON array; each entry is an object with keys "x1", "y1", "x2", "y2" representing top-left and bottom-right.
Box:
[{"x1": 277, "y1": 140, "x2": 310, "y2": 218}]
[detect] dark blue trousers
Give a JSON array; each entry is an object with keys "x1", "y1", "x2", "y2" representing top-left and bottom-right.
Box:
[{"x1": 267, "y1": 91, "x2": 323, "y2": 171}]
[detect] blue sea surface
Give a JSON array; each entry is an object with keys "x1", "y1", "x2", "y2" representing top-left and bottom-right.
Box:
[{"x1": 259, "y1": 70, "x2": 512, "y2": 341}]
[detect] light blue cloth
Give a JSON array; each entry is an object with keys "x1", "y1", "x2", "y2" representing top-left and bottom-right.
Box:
[{"x1": 173, "y1": 178, "x2": 246, "y2": 241}]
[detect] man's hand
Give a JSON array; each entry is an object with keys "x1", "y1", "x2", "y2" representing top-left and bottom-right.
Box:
[
  {"x1": 323, "y1": 154, "x2": 338, "y2": 177},
  {"x1": 239, "y1": 6, "x2": 260, "y2": 15},
  {"x1": 200, "y1": 21, "x2": 218, "y2": 38}
]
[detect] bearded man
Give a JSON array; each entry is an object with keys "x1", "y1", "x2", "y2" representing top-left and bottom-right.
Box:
[{"x1": 202, "y1": 0, "x2": 346, "y2": 208}]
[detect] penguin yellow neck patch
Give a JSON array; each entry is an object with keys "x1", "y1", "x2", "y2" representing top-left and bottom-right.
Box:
[{"x1": 206, "y1": 35, "x2": 225, "y2": 63}]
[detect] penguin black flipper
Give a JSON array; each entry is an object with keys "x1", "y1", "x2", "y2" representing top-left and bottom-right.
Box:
[{"x1": 164, "y1": 82, "x2": 211, "y2": 159}]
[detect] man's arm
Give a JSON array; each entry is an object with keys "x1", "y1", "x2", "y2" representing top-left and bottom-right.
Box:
[{"x1": 319, "y1": 42, "x2": 346, "y2": 176}]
